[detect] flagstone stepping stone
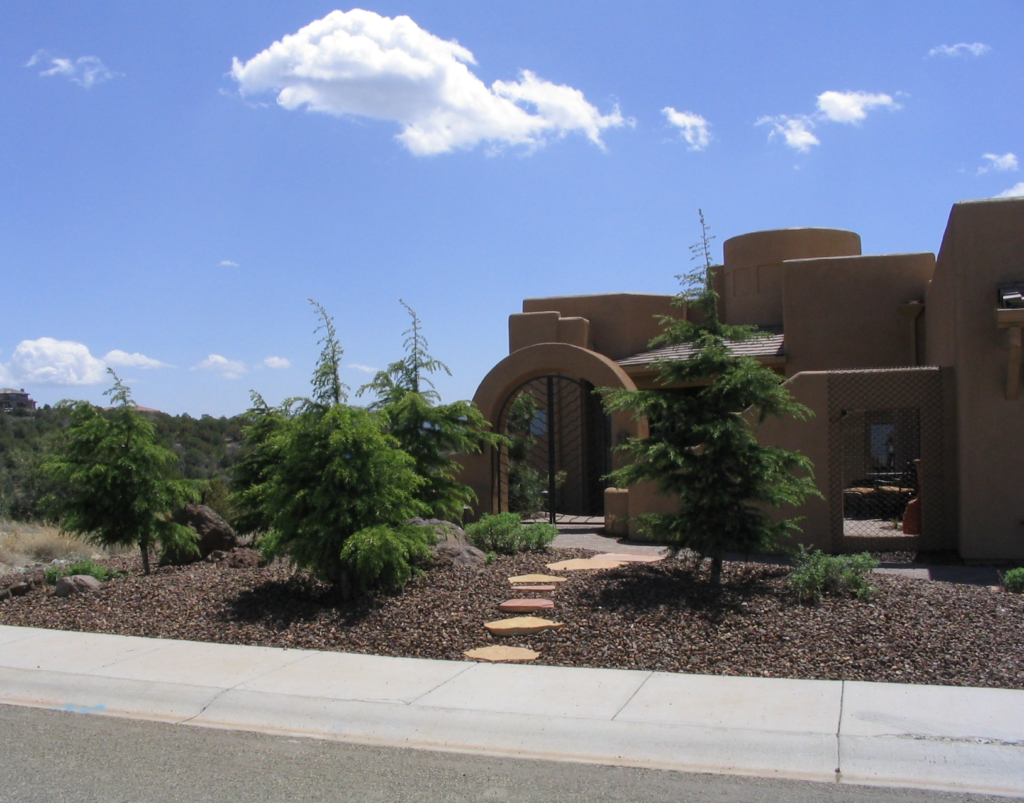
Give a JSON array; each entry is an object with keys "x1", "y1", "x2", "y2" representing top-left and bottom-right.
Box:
[
  {"x1": 598, "y1": 552, "x2": 666, "y2": 563},
  {"x1": 508, "y1": 574, "x2": 567, "y2": 584},
  {"x1": 499, "y1": 598, "x2": 555, "y2": 613},
  {"x1": 546, "y1": 558, "x2": 626, "y2": 571},
  {"x1": 484, "y1": 616, "x2": 563, "y2": 636},
  {"x1": 464, "y1": 645, "x2": 540, "y2": 662},
  {"x1": 507, "y1": 584, "x2": 558, "y2": 592}
]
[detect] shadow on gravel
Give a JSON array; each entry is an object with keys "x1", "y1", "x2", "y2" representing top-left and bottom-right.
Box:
[
  {"x1": 227, "y1": 575, "x2": 376, "y2": 629},
  {"x1": 590, "y1": 562, "x2": 791, "y2": 623}
]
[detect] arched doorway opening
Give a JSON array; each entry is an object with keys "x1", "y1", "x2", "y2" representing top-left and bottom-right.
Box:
[{"x1": 495, "y1": 375, "x2": 611, "y2": 523}]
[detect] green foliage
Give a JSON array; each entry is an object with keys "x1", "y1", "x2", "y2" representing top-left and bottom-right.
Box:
[
  {"x1": 234, "y1": 302, "x2": 426, "y2": 589},
  {"x1": 339, "y1": 525, "x2": 436, "y2": 593},
  {"x1": 465, "y1": 513, "x2": 558, "y2": 553},
  {"x1": 1003, "y1": 567, "x2": 1024, "y2": 593},
  {"x1": 358, "y1": 301, "x2": 502, "y2": 522},
  {"x1": 503, "y1": 393, "x2": 547, "y2": 517},
  {"x1": 40, "y1": 371, "x2": 200, "y2": 574},
  {"x1": 789, "y1": 548, "x2": 878, "y2": 602},
  {"x1": 604, "y1": 212, "x2": 822, "y2": 584},
  {"x1": 45, "y1": 559, "x2": 124, "y2": 585},
  {"x1": 484, "y1": 551, "x2": 497, "y2": 565}
]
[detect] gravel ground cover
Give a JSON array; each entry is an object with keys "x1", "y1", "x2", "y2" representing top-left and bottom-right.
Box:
[{"x1": 1, "y1": 548, "x2": 1022, "y2": 690}]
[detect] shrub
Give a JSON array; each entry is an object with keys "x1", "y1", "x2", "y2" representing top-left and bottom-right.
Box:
[
  {"x1": 465, "y1": 513, "x2": 558, "y2": 554},
  {"x1": 1003, "y1": 567, "x2": 1024, "y2": 593},
  {"x1": 44, "y1": 559, "x2": 123, "y2": 585},
  {"x1": 339, "y1": 525, "x2": 436, "y2": 593},
  {"x1": 789, "y1": 548, "x2": 878, "y2": 602}
]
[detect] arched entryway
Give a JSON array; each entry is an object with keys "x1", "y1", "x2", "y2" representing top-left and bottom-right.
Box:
[{"x1": 495, "y1": 375, "x2": 611, "y2": 523}]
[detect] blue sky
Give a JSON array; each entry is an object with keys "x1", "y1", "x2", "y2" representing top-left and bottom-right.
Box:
[{"x1": 2, "y1": 1, "x2": 1021, "y2": 416}]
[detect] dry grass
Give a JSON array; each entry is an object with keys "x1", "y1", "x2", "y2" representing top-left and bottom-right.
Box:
[{"x1": 0, "y1": 520, "x2": 131, "y2": 571}]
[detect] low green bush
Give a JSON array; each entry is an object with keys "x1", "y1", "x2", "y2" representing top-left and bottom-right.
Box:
[
  {"x1": 789, "y1": 548, "x2": 878, "y2": 602},
  {"x1": 464, "y1": 513, "x2": 558, "y2": 554},
  {"x1": 339, "y1": 525, "x2": 436, "y2": 594},
  {"x1": 44, "y1": 559, "x2": 122, "y2": 585},
  {"x1": 1003, "y1": 567, "x2": 1024, "y2": 593}
]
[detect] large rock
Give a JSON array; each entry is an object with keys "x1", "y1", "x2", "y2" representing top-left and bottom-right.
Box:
[
  {"x1": 404, "y1": 518, "x2": 486, "y2": 568},
  {"x1": 54, "y1": 574, "x2": 102, "y2": 597},
  {"x1": 172, "y1": 505, "x2": 239, "y2": 559}
]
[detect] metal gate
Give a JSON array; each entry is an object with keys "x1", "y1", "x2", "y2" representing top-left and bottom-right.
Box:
[{"x1": 495, "y1": 375, "x2": 611, "y2": 523}]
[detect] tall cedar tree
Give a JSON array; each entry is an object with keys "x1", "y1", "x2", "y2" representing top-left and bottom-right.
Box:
[
  {"x1": 358, "y1": 301, "x2": 501, "y2": 522},
  {"x1": 42, "y1": 370, "x2": 199, "y2": 574},
  {"x1": 232, "y1": 301, "x2": 424, "y2": 589},
  {"x1": 604, "y1": 212, "x2": 821, "y2": 584}
]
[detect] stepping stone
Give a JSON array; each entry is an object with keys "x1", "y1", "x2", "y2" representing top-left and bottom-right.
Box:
[
  {"x1": 598, "y1": 552, "x2": 666, "y2": 563},
  {"x1": 484, "y1": 616, "x2": 564, "y2": 636},
  {"x1": 507, "y1": 584, "x2": 558, "y2": 592},
  {"x1": 546, "y1": 558, "x2": 626, "y2": 571},
  {"x1": 508, "y1": 574, "x2": 567, "y2": 585},
  {"x1": 499, "y1": 598, "x2": 555, "y2": 613},
  {"x1": 464, "y1": 646, "x2": 540, "y2": 663}
]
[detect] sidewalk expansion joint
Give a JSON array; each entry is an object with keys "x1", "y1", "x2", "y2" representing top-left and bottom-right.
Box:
[
  {"x1": 834, "y1": 680, "x2": 845, "y2": 782},
  {"x1": 609, "y1": 671, "x2": 654, "y2": 721},
  {"x1": 406, "y1": 662, "x2": 475, "y2": 706}
]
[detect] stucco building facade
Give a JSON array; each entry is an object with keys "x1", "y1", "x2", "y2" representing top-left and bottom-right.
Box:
[{"x1": 458, "y1": 197, "x2": 1024, "y2": 561}]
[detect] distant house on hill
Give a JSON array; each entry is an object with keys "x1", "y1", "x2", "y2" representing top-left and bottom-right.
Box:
[
  {"x1": 0, "y1": 388, "x2": 36, "y2": 412},
  {"x1": 101, "y1": 404, "x2": 164, "y2": 416}
]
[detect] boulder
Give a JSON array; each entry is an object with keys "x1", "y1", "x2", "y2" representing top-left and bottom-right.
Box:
[
  {"x1": 54, "y1": 574, "x2": 102, "y2": 597},
  {"x1": 205, "y1": 547, "x2": 261, "y2": 568},
  {"x1": 1, "y1": 568, "x2": 45, "y2": 599},
  {"x1": 172, "y1": 505, "x2": 239, "y2": 559},
  {"x1": 404, "y1": 518, "x2": 486, "y2": 568}
]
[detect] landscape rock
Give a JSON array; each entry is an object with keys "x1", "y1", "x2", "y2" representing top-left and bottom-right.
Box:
[
  {"x1": 205, "y1": 548, "x2": 261, "y2": 569},
  {"x1": 170, "y1": 505, "x2": 239, "y2": 561},
  {"x1": 484, "y1": 616, "x2": 564, "y2": 637},
  {"x1": 1, "y1": 568, "x2": 45, "y2": 599},
  {"x1": 464, "y1": 646, "x2": 540, "y2": 662},
  {"x1": 404, "y1": 518, "x2": 486, "y2": 568},
  {"x1": 499, "y1": 598, "x2": 555, "y2": 613},
  {"x1": 54, "y1": 575, "x2": 102, "y2": 597}
]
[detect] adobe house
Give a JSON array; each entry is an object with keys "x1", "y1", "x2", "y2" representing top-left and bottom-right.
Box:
[{"x1": 458, "y1": 197, "x2": 1024, "y2": 561}]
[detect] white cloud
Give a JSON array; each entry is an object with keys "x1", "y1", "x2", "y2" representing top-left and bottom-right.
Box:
[
  {"x1": 928, "y1": 43, "x2": 991, "y2": 58},
  {"x1": 816, "y1": 91, "x2": 899, "y2": 124},
  {"x1": 998, "y1": 182, "x2": 1024, "y2": 198},
  {"x1": 5, "y1": 338, "x2": 107, "y2": 385},
  {"x1": 756, "y1": 115, "x2": 820, "y2": 153},
  {"x1": 263, "y1": 356, "x2": 290, "y2": 369},
  {"x1": 348, "y1": 363, "x2": 379, "y2": 373},
  {"x1": 102, "y1": 350, "x2": 171, "y2": 369},
  {"x1": 191, "y1": 354, "x2": 247, "y2": 380},
  {"x1": 978, "y1": 152, "x2": 1018, "y2": 174},
  {"x1": 662, "y1": 107, "x2": 711, "y2": 150},
  {"x1": 230, "y1": 9, "x2": 627, "y2": 155},
  {"x1": 218, "y1": 259, "x2": 239, "y2": 267},
  {"x1": 26, "y1": 50, "x2": 117, "y2": 88}
]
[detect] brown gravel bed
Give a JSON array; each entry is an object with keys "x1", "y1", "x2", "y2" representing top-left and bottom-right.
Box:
[{"x1": 1, "y1": 549, "x2": 1022, "y2": 689}]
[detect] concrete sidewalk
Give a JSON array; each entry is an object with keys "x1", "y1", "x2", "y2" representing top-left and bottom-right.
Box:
[{"x1": 1, "y1": 624, "x2": 1022, "y2": 798}]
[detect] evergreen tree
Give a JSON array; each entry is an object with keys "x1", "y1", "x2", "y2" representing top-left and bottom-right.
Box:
[
  {"x1": 358, "y1": 301, "x2": 501, "y2": 522},
  {"x1": 41, "y1": 371, "x2": 199, "y2": 574},
  {"x1": 604, "y1": 212, "x2": 821, "y2": 584}
]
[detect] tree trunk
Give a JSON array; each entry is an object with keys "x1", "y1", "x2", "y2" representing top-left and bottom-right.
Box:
[
  {"x1": 709, "y1": 554, "x2": 722, "y2": 586},
  {"x1": 140, "y1": 543, "x2": 151, "y2": 575}
]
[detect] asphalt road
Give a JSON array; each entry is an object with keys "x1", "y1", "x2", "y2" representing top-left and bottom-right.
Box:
[{"x1": 0, "y1": 705, "x2": 1013, "y2": 803}]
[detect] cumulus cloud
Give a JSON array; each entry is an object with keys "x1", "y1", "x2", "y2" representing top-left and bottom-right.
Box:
[
  {"x1": 998, "y1": 182, "x2": 1024, "y2": 198},
  {"x1": 756, "y1": 115, "x2": 821, "y2": 153},
  {"x1": 218, "y1": 259, "x2": 239, "y2": 267},
  {"x1": 191, "y1": 354, "x2": 247, "y2": 380},
  {"x1": 978, "y1": 152, "x2": 1018, "y2": 174},
  {"x1": 662, "y1": 107, "x2": 711, "y2": 150},
  {"x1": 230, "y1": 9, "x2": 627, "y2": 155},
  {"x1": 103, "y1": 350, "x2": 171, "y2": 369},
  {"x1": 816, "y1": 91, "x2": 899, "y2": 124},
  {"x1": 928, "y1": 43, "x2": 991, "y2": 58},
  {"x1": 4, "y1": 338, "x2": 107, "y2": 385},
  {"x1": 759, "y1": 89, "x2": 900, "y2": 152},
  {"x1": 348, "y1": 363, "x2": 379, "y2": 373},
  {"x1": 262, "y1": 356, "x2": 290, "y2": 369},
  {"x1": 26, "y1": 50, "x2": 118, "y2": 88}
]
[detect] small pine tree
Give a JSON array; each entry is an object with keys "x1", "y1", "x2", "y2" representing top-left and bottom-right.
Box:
[
  {"x1": 42, "y1": 370, "x2": 199, "y2": 574},
  {"x1": 604, "y1": 212, "x2": 821, "y2": 584},
  {"x1": 358, "y1": 301, "x2": 501, "y2": 522}
]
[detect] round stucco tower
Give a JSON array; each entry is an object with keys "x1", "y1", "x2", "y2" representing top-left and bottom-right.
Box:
[{"x1": 721, "y1": 228, "x2": 862, "y2": 327}]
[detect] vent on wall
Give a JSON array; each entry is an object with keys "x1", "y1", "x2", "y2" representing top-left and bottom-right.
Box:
[{"x1": 998, "y1": 282, "x2": 1024, "y2": 309}]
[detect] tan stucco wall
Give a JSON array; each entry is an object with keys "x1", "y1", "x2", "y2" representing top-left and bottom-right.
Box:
[
  {"x1": 930, "y1": 198, "x2": 1024, "y2": 560},
  {"x1": 781, "y1": 253, "x2": 934, "y2": 377},
  {"x1": 521, "y1": 293, "x2": 679, "y2": 360},
  {"x1": 722, "y1": 228, "x2": 862, "y2": 327}
]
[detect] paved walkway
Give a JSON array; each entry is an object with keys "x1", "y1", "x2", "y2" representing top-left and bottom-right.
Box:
[{"x1": 0, "y1": 624, "x2": 1021, "y2": 797}]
